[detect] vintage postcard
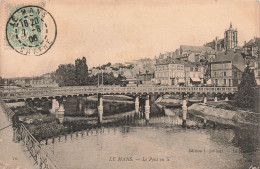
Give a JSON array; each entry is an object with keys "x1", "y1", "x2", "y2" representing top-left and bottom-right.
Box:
[{"x1": 0, "y1": 0, "x2": 259, "y2": 169}]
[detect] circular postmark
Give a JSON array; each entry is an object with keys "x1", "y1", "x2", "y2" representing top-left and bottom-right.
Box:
[{"x1": 6, "y1": 5, "x2": 57, "y2": 56}]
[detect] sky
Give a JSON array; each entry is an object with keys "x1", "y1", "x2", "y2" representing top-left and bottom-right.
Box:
[{"x1": 0, "y1": 0, "x2": 259, "y2": 78}]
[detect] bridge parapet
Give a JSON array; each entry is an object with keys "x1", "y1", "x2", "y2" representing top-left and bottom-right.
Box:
[{"x1": 0, "y1": 86, "x2": 238, "y2": 101}]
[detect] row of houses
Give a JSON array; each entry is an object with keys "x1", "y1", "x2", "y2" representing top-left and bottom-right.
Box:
[
  {"x1": 88, "y1": 37, "x2": 258, "y2": 87},
  {"x1": 153, "y1": 59, "x2": 204, "y2": 86},
  {"x1": 150, "y1": 24, "x2": 259, "y2": 87}
]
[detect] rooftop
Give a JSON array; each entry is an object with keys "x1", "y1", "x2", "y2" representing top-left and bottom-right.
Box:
[
  {"x1": 180, "y1": 45, "x2": 214, "y2": 53},
  {"x1": 212, "y1": 50, "x2": 246, "y2": 72},
  {"x1": 244, "y1": 37, "x2": 260, "y2": 47},
  {"x1": 184, "y1": 61, "x2": 204, "y2": 67}
]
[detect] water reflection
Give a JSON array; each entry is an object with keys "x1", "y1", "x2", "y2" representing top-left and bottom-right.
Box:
[
  {"x1": 64, "y1": 96, "x2": 135, "y2": 117},
  {"x1": 42, "y1": 97, "x2": 259, "y2": 169}
]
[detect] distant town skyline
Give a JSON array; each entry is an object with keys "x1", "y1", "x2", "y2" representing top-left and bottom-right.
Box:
[{"x1": 0, "y1": 0, "x2": 259, "y2": 78}]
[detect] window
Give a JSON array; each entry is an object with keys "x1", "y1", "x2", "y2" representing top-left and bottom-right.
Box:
[
  {"x1": 190, "y1": 68, "x2": 193, "y2": 71},
  {"x1": 224, "y1": 72, "x2": 226, "y2": 77},
  {"x1": 215, "y1": 79, "x2": 218, "y2": 85},
  {"x1": 224, "y1": 79, "x2": 226, "y2": 85},
  {"x1": 234, "y1": 71, "x2": 237, "y2": 78},
  {"x1": 195, "y1": 68, "x2": 198, "y2": 71},
  {"x1": 215, "y1": 72, "x2": 217, "y2": 77}
]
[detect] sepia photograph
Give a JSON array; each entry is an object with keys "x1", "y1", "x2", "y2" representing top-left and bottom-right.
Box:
[{"x1": 0, "y1": 0, "x2": 259, "y2": 169}]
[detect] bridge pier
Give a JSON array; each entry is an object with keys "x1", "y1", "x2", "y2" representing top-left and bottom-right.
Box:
[
  {"x1": 182, "y1": 95, "x2": 187, "y2": 127},
  {"x1": 135, "y1": 96, "x2": 139, "y2": 114},
  {"x1": 214, "y1": 96, "x2": 218, "y2": 102},
  {"x1": 98, "y1": 94, "x2": 103, "y2": 124},
  {"x1": 145, "y1": 95, "x2": 150, "y2": 122},
  {"x1": 203, "y1": 118, "x2": 207, "y2": 128},
  {"x1": 203, "y1": 95, "x2": 207, "y2": 104},
  {"x1": 83, "y1": 96, "x2": 87, "y2": 101},
  {"x1": 51, "y1": 99, "x2": 59, "y2": 117},
  {"x1": 57, "y1": 99, "x2": 65, "y2": 124},
  {"x1": 225, "y1": 95, "x2": 229, "y2": 101},
  {"x1": 78, "y1": 98, "x2": 83, "y2": 112}
]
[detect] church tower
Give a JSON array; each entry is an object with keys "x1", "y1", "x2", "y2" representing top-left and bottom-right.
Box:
[{"x1": 224, "y1": 23, "x2": 238, "y2": 50}]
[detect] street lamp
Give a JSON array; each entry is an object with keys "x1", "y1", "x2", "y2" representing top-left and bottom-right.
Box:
[
  {"x1": 101, "y1": 70, "x2": 103, "y2": 86},
  {"x1": 98, "y1": 72, "x2": 100, "y2": 87}
]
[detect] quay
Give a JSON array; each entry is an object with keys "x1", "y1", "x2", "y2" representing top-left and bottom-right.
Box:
[
  {"x1": 0, "y1": 101, "x2": 35, "y2": 169},
  {"x1": 0, "y1": 98, "x2": 60, "y2": 169}
]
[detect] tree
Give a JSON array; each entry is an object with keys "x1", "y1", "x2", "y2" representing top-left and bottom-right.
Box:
[
  {"x1": 115, "y1": 74, "x2": 126, "y2": 85},
  {"x1": 236, "y1": 66, "x2": 257, "y2": 109},
  {"x1": 55, "y1": 64, "x2": 77, "y2": 86},
  {"x1": 75, "y1": 57, "x2": 88, "y2": 86},
  {"x1": 0, "y1": 77, "x2": 5, "y2": 85}
]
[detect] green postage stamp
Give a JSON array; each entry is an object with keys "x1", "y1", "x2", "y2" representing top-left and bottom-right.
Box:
[{"x1": 6, "y1": 5, "x2": 57, "y2": 56}]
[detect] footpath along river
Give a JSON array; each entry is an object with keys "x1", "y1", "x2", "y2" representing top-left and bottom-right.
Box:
[{"x1": 40, "y1": 98, "x2": 260, "y2": 169}]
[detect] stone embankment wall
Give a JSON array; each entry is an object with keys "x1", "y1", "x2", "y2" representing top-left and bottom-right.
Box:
[{"x1": 188, "y1": 103, "x2": 259, "y2": 126}]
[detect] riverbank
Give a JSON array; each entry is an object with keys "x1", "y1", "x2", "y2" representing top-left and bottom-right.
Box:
[
  {"x1": 155, "y1": 94, "x2": 215, "y2": 107},
  {"x1": 0, "y1": 105, "x2": 35, "y2": 169},
  {"x1": 188, "y1": 101, "x2": 260, "y2": 127}
]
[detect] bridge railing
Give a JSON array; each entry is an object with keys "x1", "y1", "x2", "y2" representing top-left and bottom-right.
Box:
[
  {"x1": 0, "y1": 98, "x2": 60, "y2": 169},
  {"x1": 0, "y1": 86, "x2": 238, "y2": 99}
]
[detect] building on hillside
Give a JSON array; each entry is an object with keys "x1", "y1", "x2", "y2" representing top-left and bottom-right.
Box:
[
  {"x1": 122, "y1": 69, "x2": 137, "y2": 86},
  {"x1": 13, "y1": 78, "x2": 26, "y2": 86},
  {"x1": 132, "y1": 58, "x2": 156, "y2": 76},
  {"x1": 241, "y1": 37, "x2": 260, "y2": 85},
  {"x1": 224, "y1": 23, "x2": 238, "y2": 50},
  {"x1": 179, "y1": 45, "x2": 214, "y2": 55},
  {"x1": 112, "y1": 63, "x2": 124, "y2": 69},
  {"x1": 254, "y1": 55, "x2": 260, "y2": 85},
  {"x1": 184, "y1": 63, "x2": 205, "y2": 86},
  {"x1": 205, "y1": 23, "x2": 238, "y2": 52},
  {"x1": 242, "y1": 37, "x2": 259, "y2": 60},
  {"x1": 154, "y1": 60, "x2": 185, "y2": 86},
  {"x1": 203, "y1": 50, "x2": 216, "y2": 62},
  {"x1": 241, "y1": 37, "x2": 260, "y2": 67},
  {"x1": 211, "y1": 51, "x2": 246, "y2": 87},
  {"x1": 103, "y1": 67, "x2": 113, "y2": 74},
  {"x1": 89, "y1": 68, "x2": 100, "y2": 76},
  {"x1": 30, "y1": 79, "x2": 59, "y2": 87},
  {"x1": 177, "y1": 45, "x2": 215, "y2": 62},
  {"x1": 8, "y1": 77, "x2": 32, "y2": 87},
  {"x1": 137, "y1": 71, "x2": 154, "y2": 85},
  {"x1": 90, "y1": 66, "x2": 119, "y2": 77},
  {"x1": 205, "y1": 37, "x2": 225, "y2": 52}
]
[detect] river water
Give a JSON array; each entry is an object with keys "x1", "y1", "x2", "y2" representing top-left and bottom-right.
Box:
[{"x1": 42, "y1": 98, "x2": 260, "y2": 169}]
